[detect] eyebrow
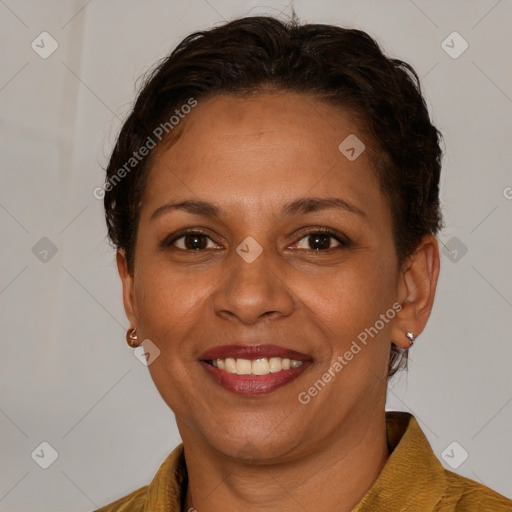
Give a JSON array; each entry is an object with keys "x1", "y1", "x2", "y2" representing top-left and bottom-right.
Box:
[{"x1": 150, "y1": 197, "x2": 367, "y2": 221}]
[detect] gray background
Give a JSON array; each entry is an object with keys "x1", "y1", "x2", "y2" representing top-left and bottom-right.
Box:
[{"x1": 1, "y1": 0, "x2": 511, "y2": 510}]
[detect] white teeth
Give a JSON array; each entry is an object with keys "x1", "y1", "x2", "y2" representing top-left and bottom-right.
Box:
[
  {"x1": 225, "y1": 357, "x2": 237, "y2": 374},
  {"x1": 236, "y1": 358, "x2": 252, "y2": 375},
  {"x1": 210, "y1": 356, "x2": 304, "y2": 375},
  {"x1": 252, "y1": 358, "x2": 270, "y2": 375},
  {"x1": 268, "y1": 357, "x2": 282, "y2": 373}
]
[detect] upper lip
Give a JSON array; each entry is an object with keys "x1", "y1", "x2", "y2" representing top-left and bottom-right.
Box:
[{"x1": 199, "y1": 344, "x2": 312, "y2": 361}]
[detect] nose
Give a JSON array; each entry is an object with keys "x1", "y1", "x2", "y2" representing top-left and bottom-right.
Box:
[{"x1": 211, "y1": 246, "x2": 295, "y2": 325}]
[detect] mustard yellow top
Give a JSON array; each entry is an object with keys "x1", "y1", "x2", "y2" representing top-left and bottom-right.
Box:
[{"x1": 94, "y1": 412, "x2": 511, "y2": 511}]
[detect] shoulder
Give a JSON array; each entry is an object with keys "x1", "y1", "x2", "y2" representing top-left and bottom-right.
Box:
[
  {"x1": 379, "y1": 412, "x2": 512, "y2": 511},
  {"x1": 92, "y1": 444, "x2": 186, "y2": 511},
  {"x1": 437, "y1": 469, "x2": 512, "y2": 511},
  {"x1": 92, "y1": 485, "x2": 148, "y2": 512}
]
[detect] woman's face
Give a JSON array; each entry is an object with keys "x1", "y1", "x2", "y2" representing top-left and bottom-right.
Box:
[{"x1": 119, "y1": 92, "x2": 416, "y2": 462}]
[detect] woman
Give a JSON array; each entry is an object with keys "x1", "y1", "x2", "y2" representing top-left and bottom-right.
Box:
[{"x1": 95, "y1": 16, "x2": 511, "y2": 512}]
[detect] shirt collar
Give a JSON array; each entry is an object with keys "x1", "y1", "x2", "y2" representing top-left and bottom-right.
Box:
[
  {"x1": 143, "y1": 443, "x2": 186, "y2": 512},
  {"x1": 352, "y1": 411, "x2": 447, "y2": 511}
]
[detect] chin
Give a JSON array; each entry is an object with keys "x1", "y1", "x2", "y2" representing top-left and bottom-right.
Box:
[{"x1": 202, "y1": 418, "x2": 306, "y2": 464}]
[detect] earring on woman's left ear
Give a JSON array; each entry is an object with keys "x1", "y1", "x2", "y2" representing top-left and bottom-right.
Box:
[{"x1": 406, "y1": 331, "x2": 416, "y2": 347}]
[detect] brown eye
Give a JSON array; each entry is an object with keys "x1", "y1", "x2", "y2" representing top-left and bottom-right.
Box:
[
  {"x1": 294, "y1": 232, "x2": 347, "y2": 251},
  {"x1": 170, "y1": 232, "x2": 220, "y2": 251}
]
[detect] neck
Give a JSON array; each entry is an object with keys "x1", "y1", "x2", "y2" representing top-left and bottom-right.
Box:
[{"x1": 180, "y1": 412, "x2": 389, "y2": 512}]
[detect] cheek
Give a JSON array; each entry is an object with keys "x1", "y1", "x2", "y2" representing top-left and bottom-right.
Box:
[
  {"x1": 132, "y1": 270, "x2": 208, "y2": 411},
  {"x1": 132, "y1": 266, "x2": 209, "y2": 360},
  {"x1": 134, "y1": 261, "x2": 203, "y2": 317},
  {"x1": 302, "y1": 256, "x2": 397, "y2": 327},
  {"x1": 298, "y1": 255, "x2": 398, "y2": 384}
]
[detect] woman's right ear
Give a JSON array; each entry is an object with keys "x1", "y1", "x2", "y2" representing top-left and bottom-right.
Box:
[{"x1": 116, "y1": 249, "x2": 137, "y2": 327}]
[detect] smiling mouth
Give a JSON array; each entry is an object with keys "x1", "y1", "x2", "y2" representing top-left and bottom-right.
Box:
[
  {"x1": 207, "y1": 357, "x2": 304, "y2": 375},
  {"x1": 199, "y1": 344, "x2": 312, "y2": 395}
]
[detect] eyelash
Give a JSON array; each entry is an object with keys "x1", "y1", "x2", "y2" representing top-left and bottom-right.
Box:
[{"x1": 163, "y1": 227, "x2": 351, "y2": 252}]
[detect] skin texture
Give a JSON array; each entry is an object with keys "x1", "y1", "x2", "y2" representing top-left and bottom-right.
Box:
[{"x1": 117, "y1": 92, "x2": 440, "y2": 512}]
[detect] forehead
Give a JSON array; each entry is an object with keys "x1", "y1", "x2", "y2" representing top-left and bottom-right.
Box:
[
  {"x1": 141, "y1": 92, "x2": 385, "y2": 221},
  {"x1": 163, "y1": 92, "x2": 368, "y2": 160}
]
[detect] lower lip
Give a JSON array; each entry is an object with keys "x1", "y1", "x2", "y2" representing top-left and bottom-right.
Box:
[{"x1": 200, "y1": 361, "x2": 311, "y2": 395}]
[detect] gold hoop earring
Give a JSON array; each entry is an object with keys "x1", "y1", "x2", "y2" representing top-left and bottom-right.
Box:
[{"x1": 126, "y1": 328, "x2": 140, "y2": 348}]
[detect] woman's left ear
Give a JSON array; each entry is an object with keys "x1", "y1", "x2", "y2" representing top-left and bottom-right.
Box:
[{"x1": 391, "y1": 235, "x2": 440, "y2": 348}]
